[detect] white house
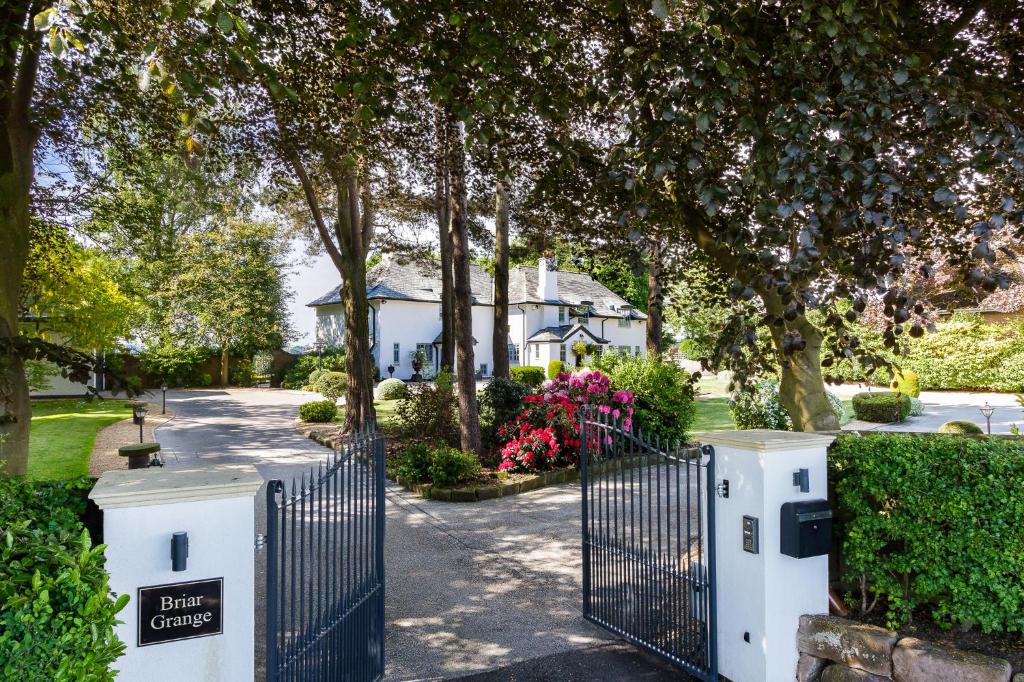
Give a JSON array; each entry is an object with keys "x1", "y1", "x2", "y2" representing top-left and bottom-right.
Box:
[{"x1": 308, "y1": 256, "x2": 648, "y2": 381}]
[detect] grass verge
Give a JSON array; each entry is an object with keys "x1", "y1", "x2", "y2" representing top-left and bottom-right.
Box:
[{"x1": 28, "y1": 399, "x2": 133, "y2": 480}]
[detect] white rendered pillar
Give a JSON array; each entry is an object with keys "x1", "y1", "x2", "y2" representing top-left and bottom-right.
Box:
[
  {"x1": 696, "y1": 430, "x2": 834, "y2": 682},
  {"x1": 90, "y1": 464, "x2": 263, "y2": 682}
]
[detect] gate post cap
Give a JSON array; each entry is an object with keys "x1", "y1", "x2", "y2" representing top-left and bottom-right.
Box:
[
  {"x1": 90, "y1": 463, "x2": 264, "y2": 509},
  {"x1": 695, "y1": 429, "x2": 836, "y2": 452}
]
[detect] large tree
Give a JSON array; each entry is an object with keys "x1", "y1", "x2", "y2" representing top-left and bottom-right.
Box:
[{"x1": 562, "y1": 0, "x2": 1024, "y2": 430}]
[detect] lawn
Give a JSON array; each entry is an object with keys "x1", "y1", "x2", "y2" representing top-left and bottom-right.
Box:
[
  {"x1": 28, "y1": 399, "x2": 133, "y2": 480},
  {"x1": 692, "y1": 397, "x2": 735, "y2": 432},
  {"x1": 338, "y1": 399, "x2": 401, "y2": 428}
]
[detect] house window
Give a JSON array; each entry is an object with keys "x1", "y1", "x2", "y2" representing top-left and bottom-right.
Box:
[
  {"x1": 393, "y1": 343, "x2": 400, "y2": 364},
  {"x1": 508, "y1": 343, "x2": 520, "y2": 362},
  {"x1": 534, "y1": 344, "x2": 540, "y2": 359},
  {"x1": 618, "y1": 317, "x2": 630, "y2": 328},
  {"x1": 635, "y1": 345, "x2": 642, "y2": 356},
  {"x1": 416, "y1": 343, "x2": 434, "y2": 363},
  {"x1": 558, "y1": 306, "x2": 565, "y2": 323},
  {"x1": 560, "y1": 344, "x2": 567, "y2": 362},
  {"x1": 618, "y1": 345, "x2": 629, "y2": 355},
  {"x1": 595, "y1": 346, "x2": 603, "y2": 357},
  {"x1": 479, "y1": 363, "x2": 488, "y2": 376}
]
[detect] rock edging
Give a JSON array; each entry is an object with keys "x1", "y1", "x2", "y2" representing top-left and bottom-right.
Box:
[{"x1": 798, "y1": 615, "x2": 1014, "y2": 682}]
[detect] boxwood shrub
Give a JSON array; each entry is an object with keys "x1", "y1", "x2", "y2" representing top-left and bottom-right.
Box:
[
  {"x1": 509, "y1": 366, "x2": 545, "y2": 387},
  {"x1": 851, "y1": 391, "x2": 910, "y2": 423},
  {"x1": 375, "y1": 378, "x2": 407, "y2": 400},
  {"x1": 547, "y1": 360, "x2": 564, "y2": 379},
  {"x1": 298, "y1": 400, "x2": 338, "y2": 423},
  {"x1": 0, "y1": 478, "x2": 128, "y2": 680},
  {"x1": 938, "y1": 419, "x2": 983, "y2": 435},
  {"x1": 599, "y1": 355, "x2": 697, "y2": 443},
  {"x1": 830, "y1": 433, "x2": 1024, "y2": 632},
  {"x1": 428, "y1": 447, "x2": 481, "y2": 487},
  {"x1": 889, "y1": 370, "x2": 920, "y2": 397}
]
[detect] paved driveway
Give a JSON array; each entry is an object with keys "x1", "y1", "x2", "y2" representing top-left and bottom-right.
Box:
[
  {"x1": 153, "y1": 389, "x2": 634, "y2": 681},
  {"x1": 830, "y1": 385, "x2": 1023, "y2": 433}
]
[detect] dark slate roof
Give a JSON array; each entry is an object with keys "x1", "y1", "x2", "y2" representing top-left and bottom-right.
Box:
[
  {"x1": 527, "y1": 324, "x2": 608, "y2": 344},
  {"x1": 308, "y1": 258, "x2": 494, "y2": 307},
  {"x1": 508, "y1": 265, "x2": 648, "y2": 320},
  {"x1": 432, "y1": 332, "x2": 478, "y2": 344}
]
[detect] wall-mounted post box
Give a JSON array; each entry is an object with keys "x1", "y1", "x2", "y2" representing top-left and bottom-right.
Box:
[{"x1": 780, "y1": 499, "x2": 832, "y2": 558}]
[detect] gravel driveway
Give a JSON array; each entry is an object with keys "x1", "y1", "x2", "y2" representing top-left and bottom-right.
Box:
[{"x1": 153, "y1": 389, "x2": 619, "y2": 681}]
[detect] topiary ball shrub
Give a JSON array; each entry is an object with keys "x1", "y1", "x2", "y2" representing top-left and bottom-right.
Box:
[
  {"x1": 890, "y1": 370, "x2": 921, "y2": 397},
  {"x1": 307, "y1": 368, "x2": 325, "y2": 387},
  {"x1": 851, "y1": 391, "x2": 911, "y2": 423},
  {"x1": 428, "y1": 447, "x2": 481, "y2": 488},
  {"x1": 376, "y1": 378, "x2": 407, "y2": 400},
  {"x1": 316, "y1": 371, "x2": 348, "y2": 402},
  {"x1": 547, "y1": 359, "x2": 564, "y2": 379},
  {"x1": 938, "y1": 420, "x2": 984, "y2": 435},
  {"x1": 299, "y1": 400, "x2": 338, "y2": 423},
  {"x1": 510, "y1": 366, "x2": 546, "y2": 387}
]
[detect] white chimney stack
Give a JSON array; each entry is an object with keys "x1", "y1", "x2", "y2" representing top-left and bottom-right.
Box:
[{"x1": 537, "y1": 257, "x2": 558, "y2": 301}]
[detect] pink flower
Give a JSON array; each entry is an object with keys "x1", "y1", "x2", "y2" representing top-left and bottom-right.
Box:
[
  {"x1": 612, "y1": 408, "x2": 620, "y2": 419},
  {"x1": 598, "y1": 404, "x2": 611, "y2": 414},
  {"x1": 605, "y1": 435, "x2": 613, "y2": 446},
  {"x1": 623, "y1": 417, "x2": 632, "y2": 430}
]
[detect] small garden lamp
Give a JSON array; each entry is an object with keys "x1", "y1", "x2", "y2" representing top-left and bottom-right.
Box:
[
  {"x1": 980, "y1": 402, "x2": 995, "y2": 434},
  {"x1": 133, "y1": 404, "x2": 148, "y2": 443},
  {"x1": 313, "y1": 340, "x2": 325, "y2": 369},
  {"x1": 161, "y1": 383, "x2": 168, "y2": 414}
]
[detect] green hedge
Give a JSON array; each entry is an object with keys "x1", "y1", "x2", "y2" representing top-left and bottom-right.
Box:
[
  {"x1": 851, "y1": 391, "x2": 910, "y2": 423},
  {"x1": 599, "y1": 355, "x2": 697, "y2": 443},
  {"x1": 835, "y1": 314, "x2": 1024, "y2": 392},
  {"x1": 0, "y1": 478, "x2": 127, "y2": 680},
  {"x1": 298, "y1": 400, "x2": 337, "y2": 423},
  {"x1": 510, "y1": 366, "x2": 545, "y2": 387},
  {"x1": 830, "y1": 433, "x2": 1024, "y2": 632},
  {"x1": 938, "y1": 420, "x2": 983, "y2": 434},
  {"x1": 547, "y1": 360, "x2": 564, "y2": 379}
]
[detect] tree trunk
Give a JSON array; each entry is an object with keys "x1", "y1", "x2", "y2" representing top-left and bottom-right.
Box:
[
  {"x1": 492, "y1": 168, "x2": 510, "y2": 379},
  {"x1": 446, "y1": 114, "x2": 482, "y2": 453},
  {"x1": 435, "y1": 109, "x2": 455, "y2": 373},
  {"x1": 646, "y1": 238, "x2": 663, "y2": 355},
  {"x1": 764, "y1": 300, "x2": 840, "y2": 431},
  {"x1": 0, "y1": 6, "x2": 41, "y2": 476},
  {"x1": 220, "y1": 345, "x2": 230, "y2": 386}
]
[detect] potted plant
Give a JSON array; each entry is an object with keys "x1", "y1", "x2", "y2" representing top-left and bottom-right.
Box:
[
  {"x1": 571, "y1": 341, "x2": 589, "y2": 368},
  {"x1": 409, "y1": 350, "x2": 427, "y2": 382}
]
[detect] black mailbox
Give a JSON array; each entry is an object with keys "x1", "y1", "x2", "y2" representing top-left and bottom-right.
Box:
[{"x1": 780, "y1": 499, "x2": 832, "y2": 558}]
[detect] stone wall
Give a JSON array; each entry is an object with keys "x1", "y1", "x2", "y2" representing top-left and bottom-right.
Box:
[{"x1": 797, "y1": 615, "x2": 1018, "y2": 682}]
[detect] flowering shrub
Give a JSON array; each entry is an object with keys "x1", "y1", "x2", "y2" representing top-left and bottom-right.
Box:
[{"x1": 497, "y1": 370, "x2": 635, "y2": 473}]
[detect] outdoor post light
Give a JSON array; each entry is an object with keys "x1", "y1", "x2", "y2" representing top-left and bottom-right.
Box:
[
  {"x1": 980, "y1": 402, "x2": 995, "y2": 435},
  {"x1": 161, "y1": 383, "x2": 168, "y2": 415},
  {"x1": 133, "y1": 405, "x2": 147, "y2": 443},
  {"x1": 313, "y1": 340, "x2": 325, "y2": 370}
]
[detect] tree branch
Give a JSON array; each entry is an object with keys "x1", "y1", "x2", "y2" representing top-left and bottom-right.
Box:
[{"x1": 288, "y1": 151, "x2": 344, "y2": 271}]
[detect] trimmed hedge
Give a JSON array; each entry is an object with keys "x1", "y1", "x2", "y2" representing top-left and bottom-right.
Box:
[
  {"x1": 938, "y1": 419, "x2": 983, "y2": 434},
  {"x1": 375, "y1": 378, "x2": 407, "y2": 400},
  {"x1": 851, "y1": 391, "x2": 910, "y2": 423},
  {"x1": 0, "y1": 478, "x2": 128, "y2": 679},
  {"x1": 510, "y1": 366, "x2": 546, "y2": 387},
  {"x1": 547, "y1": 359, "x2": 564, "y2": 379},
  {"x1": 299, "y1": 400, "x2": 337, "y2": 423},
  {"x1": 315, "y1": 371, "x2": 347, "y2": 402},
  {"x1": 830, "y1": 433, "x2": 1024, "y2": 632}
]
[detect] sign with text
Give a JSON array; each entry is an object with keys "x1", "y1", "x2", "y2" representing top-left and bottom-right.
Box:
[{"x1": 138, "y1": 578, "x2": 223, "y2": 646}]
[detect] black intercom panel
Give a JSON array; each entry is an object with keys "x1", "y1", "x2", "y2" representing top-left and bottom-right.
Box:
[{"x1": 780, "y1": 499, "x2": 832, "y2": 558}]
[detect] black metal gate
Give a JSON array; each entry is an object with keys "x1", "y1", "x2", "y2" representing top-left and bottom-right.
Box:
[
  {"x1": 580, "y1": 411, "x2": 717, "y2": 681},
  {"x1": 265, "y1": 428, "x2": 386, "y2": 682}
]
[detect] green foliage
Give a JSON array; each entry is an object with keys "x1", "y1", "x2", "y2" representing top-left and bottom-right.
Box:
[
  {"x1": 908, "y1": 397, "x2": 924, "y2": 417},
  {"x1": 730, "y1": 378, "x2": 792, "y2": 430},
  {"x1": 938, "y1": 420, "x2": 983, "y2": 435},
  {"x1": 478, "y1": 377, "x2": 531, "y2": 451},
  {"x1": 375, "y1": 378, "x2": 407, "y2": 401},
  {"x1": 851, "y1": 391, "x2": 911, "y2": 423},
  {"x1": 547, "y1": 360, "x2": 564, "y2": 379},
  {"x1": 395, "y1": 369, "x2": 459, "y2": 446},
  {"x1": 889, "y1": 370, "x2": 920, "y2": 398},
  {"x1": 830, "y1": 434, "x2": 1024, "y2": 632},
  {"x1": 138, "y1": 346, "x2": 209, "y2": 387},
  {"x1": 0, "y1": 478, "x2": 128, "y2": 679},
  {"x1": 509, "y1": 366, "x2": 545, "y2": 388},
  {"x1": 307, "y1": 369, "x2": 325, "y2": 387},
  {"x1": 315, "y1": 372, "x2": 348, "y2": 402},
  {"x1": 394, "y1": 443, "x2": 432, "y2": 483},
  {"x1": 280, "y1": 352, "x2": 346, "y2": 390},
  {"x1": 298, "y1": 400, "x2": 337, "y2": 423},
  {"x1": 427, "y1": 447, "x2": 481, "y2": 488},
  {"x1": 604, "y1": 356, "x2": 696, "y2": 444},
  {"x1": 23, "y1": 361, "x2": 57, "y2": 393},
  {"x1": 230, "y1": 358, "x2": 253, "y2": 387}
]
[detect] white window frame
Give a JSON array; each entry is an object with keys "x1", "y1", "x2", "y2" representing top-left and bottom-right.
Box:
[
  {"x1": 559, "y1": 344, "x2": 567, "y2": 362},
  {"x1": 392, "y1": 343, "x2": 400, "y2": 364},
  {"x1": 558, "y1": 306, "x2": 565, "y2": 323},
  {"x1": 508, "y1": 343, "x2": 520, "y2": 363},
  {"x1": 618, "y1": 317, "x2": 630, "y2": 328},
  {"x1": 618, "y1": 345, "x2": 629, "y2": 355},
  {"x1": 416, "y1": 343, "x2": 434, "y2": 363},
  {"x1": 534, "y1": 343, "x2": 540, "y2": 359},
  {"x1": 635, "y1": 345, "x2": 642, "y2": 356}
]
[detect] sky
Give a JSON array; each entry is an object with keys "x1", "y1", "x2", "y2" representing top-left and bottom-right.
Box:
[{"x1": 285, "y1": 245, "x2": 337, "y2": 348}]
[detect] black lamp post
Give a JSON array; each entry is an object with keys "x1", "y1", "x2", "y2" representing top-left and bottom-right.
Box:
[
  {"x1": 313, "y1": 340, "x2": 325, "y2": 370},
  {"x1": 980, "y1": 402, "x2": 994, "y2": 435},
  {"x1": 132, "y1": 405, "x2": 148, "y2": 443},
  {"x1": 161, "y1": 383, "x2": 168, "y2": 415}
]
